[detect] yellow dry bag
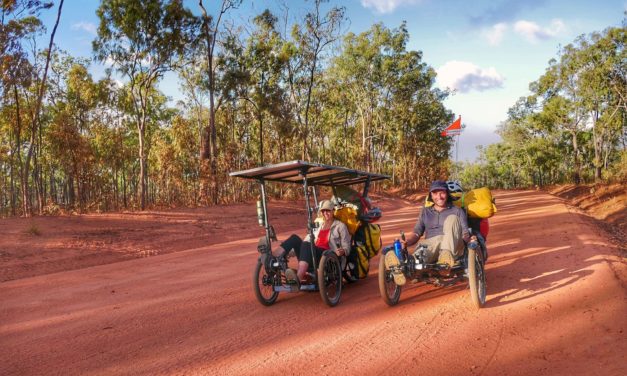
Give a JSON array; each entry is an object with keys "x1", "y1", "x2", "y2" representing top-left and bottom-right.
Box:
[
  {"x1": 463, "y1": 187, "x2": 497, "y2": 219},
  {"x1": 334, "y1": 206, "x2": 361, "y2": 235}
]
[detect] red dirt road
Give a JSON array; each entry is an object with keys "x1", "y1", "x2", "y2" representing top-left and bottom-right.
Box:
[{"x1": 1, "y1": 190, "x2": 626, "y2": 375}]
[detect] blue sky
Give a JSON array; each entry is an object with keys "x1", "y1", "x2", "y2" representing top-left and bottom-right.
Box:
[{"x1": 40, "y1": 0, "x2": 626, "y2": 161}]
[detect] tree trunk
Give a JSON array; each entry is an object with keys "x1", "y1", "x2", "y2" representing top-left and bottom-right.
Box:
[
  {"x1": 122, "y1": 164, "x2": 127, "y2": 209},
  {"x1": 21, "y1": 0, "x2": 64, "y2": 216},
  {"x1": 49, "y1": 169, "x2": 55, "y2": 206},
  {"x1": 67, "y1": 174, "x2": 75, "y2": 207},
  {"x1": 259, "y1": 114, "x2": 264, "y2": 165},
  {"x1": 138, "y1": 121, "x2": 147, "y2": 210},
  {"x1": 113, "y1": 167, "x2": 118, "y2": 211},
  {"x1": 591, "y1": 110, "x2": 603, "y2": 181},
  {"x1": 571, "y1": 131, "x2": 581, "y2": 184},
  {"x1": 10, "y1": 150, "x2": 16, "y2": 216},
  {"x1": 13, "y1": 84, "x2": 29, "y2": 216},
  {"x1": 198, "y1": 0, "x2": 231, "y2": 206}
]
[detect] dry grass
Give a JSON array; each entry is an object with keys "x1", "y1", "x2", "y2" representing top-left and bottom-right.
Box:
[{"x1": 24, "y1": 223, "x2": 42, "y2": 236}]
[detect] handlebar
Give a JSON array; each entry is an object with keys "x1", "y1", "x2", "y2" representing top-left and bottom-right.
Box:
[{"x1": 400, "y1": 231, "x2": 407, "y2": 252}]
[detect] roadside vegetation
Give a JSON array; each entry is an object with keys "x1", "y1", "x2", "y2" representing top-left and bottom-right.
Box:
[
  {"x1": 1, "y1": 1, "x2": 625, "y2": 217},
  {"x1": 456, "y1": 18, "x2": 626, "y2": 190}
]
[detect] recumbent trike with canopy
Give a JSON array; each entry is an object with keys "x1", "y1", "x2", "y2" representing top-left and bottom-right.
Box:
[{"x1": 230, "y1": 160, "x2": 390, "y2": 307}]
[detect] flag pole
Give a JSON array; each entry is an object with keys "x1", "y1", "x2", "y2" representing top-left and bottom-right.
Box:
[
  {"x1": 455, "y1": 116, "x2": 461, "y2": 178},
  {"x1": 443, "y1": 115, "x2": 462, "y2": 178},
  {"x1": 455, "y1": 133, "x2": 459, "y2": 164}
]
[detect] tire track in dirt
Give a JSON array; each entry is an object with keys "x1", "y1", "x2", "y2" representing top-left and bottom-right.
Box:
[
  {"x1": 385, "y1": 305, "x2": 450, "y2": 372},
  {"x1": 477, "y1": 314, "x2": 505, "y2": 376}
]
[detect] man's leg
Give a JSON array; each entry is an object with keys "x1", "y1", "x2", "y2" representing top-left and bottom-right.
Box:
[
  {"x1": 439, "y1": 215, "x2": 464, "y2": 266},
  {"x1": 417, "y1": 235, "x2": 443, "y2": 263}
]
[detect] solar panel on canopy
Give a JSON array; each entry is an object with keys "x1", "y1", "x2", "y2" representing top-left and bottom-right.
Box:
[{"x1": 229, "y1": 160, "x2": 389, "y2": 186}]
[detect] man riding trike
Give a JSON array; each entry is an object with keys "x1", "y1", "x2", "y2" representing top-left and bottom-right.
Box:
[{"x1": 379, "y1": 180, "x2": 488, "y2": 308}]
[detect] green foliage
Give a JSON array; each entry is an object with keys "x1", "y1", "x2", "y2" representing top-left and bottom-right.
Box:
[
  {"x1": 93, "y1": 0, "x2": 198, "y2": 209},
  {"x1": 465, "y1": 24, "x2": 626, "y2": 189}
]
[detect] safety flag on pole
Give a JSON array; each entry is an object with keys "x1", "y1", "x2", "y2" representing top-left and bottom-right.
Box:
[{"x1": 441, "y1": 116, "x2": 462, "y2": 136}]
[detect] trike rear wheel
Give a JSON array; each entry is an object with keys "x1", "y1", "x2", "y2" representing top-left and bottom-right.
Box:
[
  {"x1": 468, "y1": 248, "x2": 486, "y2": 308},
  {"x1": 253, "y1": 259, "x2": 279, "y2": 306},
  {"x1": 318, "y1": 252, "x2": 342, "y2": 307},
  {"x1": 378, "y1": 249, "x2": 401, "y2": 306}
]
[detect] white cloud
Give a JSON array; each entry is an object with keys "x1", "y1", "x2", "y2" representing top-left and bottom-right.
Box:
[
  {"x1": 360, "y1": 0, "x2": 422, "y2": 14},
  {"x1": 482, "y1": 22, "x2": 508, "y2": 46},
  {"x1": 71, "y1": 21, "x2": 97, "y2": 35},
  {"x1": 514, "y1": 19, "x2": 565, "y2": 43},
  {"x1": 436, "y1": 61, "x2": 505, "y2": 93}
]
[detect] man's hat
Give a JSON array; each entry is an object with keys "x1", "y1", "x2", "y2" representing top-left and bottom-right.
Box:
[{"x1": 429, "y1": 180, "x2": 449, "y2": 193}]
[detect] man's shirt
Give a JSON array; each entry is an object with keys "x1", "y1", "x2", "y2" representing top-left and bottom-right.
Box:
[{"x1": 413, "y1": 204, "x2": 469, "y2": 239}]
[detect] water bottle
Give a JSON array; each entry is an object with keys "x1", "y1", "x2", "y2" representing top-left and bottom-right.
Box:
[
  {"x1": 256, "y1": 200, "x2": 265, "y2": 227},
  {"x1": 393, "y1": 238, "x2": 402, "y2": 260}
]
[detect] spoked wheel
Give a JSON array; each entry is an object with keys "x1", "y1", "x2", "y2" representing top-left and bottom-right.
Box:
[
  {"x1": 253, "y1": 259, "x2": 279, "y2": 306},
  {"x1": 468, "y1": 247, "x2": 486, "y2": 308},
  {"x1": 378, "y1": 249, "x2": 401, "y2": 306},
  {"x1": 318, "y1": 252, "x2": 342, "y2": 307}
]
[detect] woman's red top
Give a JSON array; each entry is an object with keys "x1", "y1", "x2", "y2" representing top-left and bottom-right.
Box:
[{"x1": 315, "y1": 229, "x2": 331, "y2": 250}]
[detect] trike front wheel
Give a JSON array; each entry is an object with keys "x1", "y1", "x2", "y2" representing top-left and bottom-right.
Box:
[
  {"x1": 378, "y1": 249, "x2": 401, "y2": 306},
  {"x1": 253, "y1": 259, "x2": 279, "y2": 306}
]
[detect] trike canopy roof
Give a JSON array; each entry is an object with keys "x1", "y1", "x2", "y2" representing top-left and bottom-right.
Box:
[{"x1": 230, "y1": 160, "x2": 390, "y2": 186}]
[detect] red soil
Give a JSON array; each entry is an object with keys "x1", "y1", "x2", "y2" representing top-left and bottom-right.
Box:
[{"x1": 1, "y1": 190, "x2": 625, "y2": 375}]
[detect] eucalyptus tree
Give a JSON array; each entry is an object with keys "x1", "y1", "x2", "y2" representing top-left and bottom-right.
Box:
[
  {"x1": 93, "y1": 0, "x2": 197, "y2": 210},
  {"x1": 574, "y1": 26, "x2": 626, "y2": 180},
  {"x1": 230, "y1": 9, "x2": 287, "y2": 165},
  {"x1": 0, "y1": 1, "x2": 50, "y2": 97},
  {"x1": 531, "y1": 23, "x2": 626, "y2": 183},
  {"x1": 0, "y1": 1, "x2": 48, "y2": 215},
  {"x1": 285, "y1": 0, "x2": 345, "y2": 160},
  {"x1": 533, "y1": 55, "x2": 588, "y2": 183},
  {"x1": 0, "y1": 0, "x2": 62, "y2": 216},
  {"x1": 44, "y1": 55, "x2": 98, "y2": 209},
  {"x1": 196, "y1": 0, "x2": 241, "y2": 204},
  {"x1": 328, "y1": 22, "x2": 450, "y2": 183},
  {"x1": 330, "y1": 23, "x2": 388, "y2": 171}
]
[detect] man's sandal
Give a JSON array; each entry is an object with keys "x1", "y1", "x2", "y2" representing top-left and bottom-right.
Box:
[{"x1": 384, "y1": 251, "x2": 406, "y2": 286}]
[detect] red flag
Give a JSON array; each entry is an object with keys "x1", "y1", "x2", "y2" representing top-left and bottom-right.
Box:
[{"x1": 441, "y1": 116, "x2": 462, "y2": 137}]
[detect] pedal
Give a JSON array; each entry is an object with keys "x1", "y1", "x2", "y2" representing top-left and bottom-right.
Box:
[{"x1": 300, "y1": 283, "x2": 317, "y2": 291}]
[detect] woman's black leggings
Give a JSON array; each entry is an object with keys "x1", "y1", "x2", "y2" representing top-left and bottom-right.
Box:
[{"x1": 280, "y1": 234, "x2": 325, "y2": 270}]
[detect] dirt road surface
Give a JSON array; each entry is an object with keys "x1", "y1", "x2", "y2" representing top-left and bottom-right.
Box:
[{"x1": 1, "y1": 190, "x2": 626, "y2": 375}]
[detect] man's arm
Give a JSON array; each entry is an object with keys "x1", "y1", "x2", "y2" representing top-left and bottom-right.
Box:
[
  {"x1": 402, "y1": 209, "x2": 426, "y2": 248},
  {"x1": 402, "y1": 232, "x2": 420, "y2": 248},
  {"x1": 458, "y1": 208, "x2": 475, "y2": 243}
]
